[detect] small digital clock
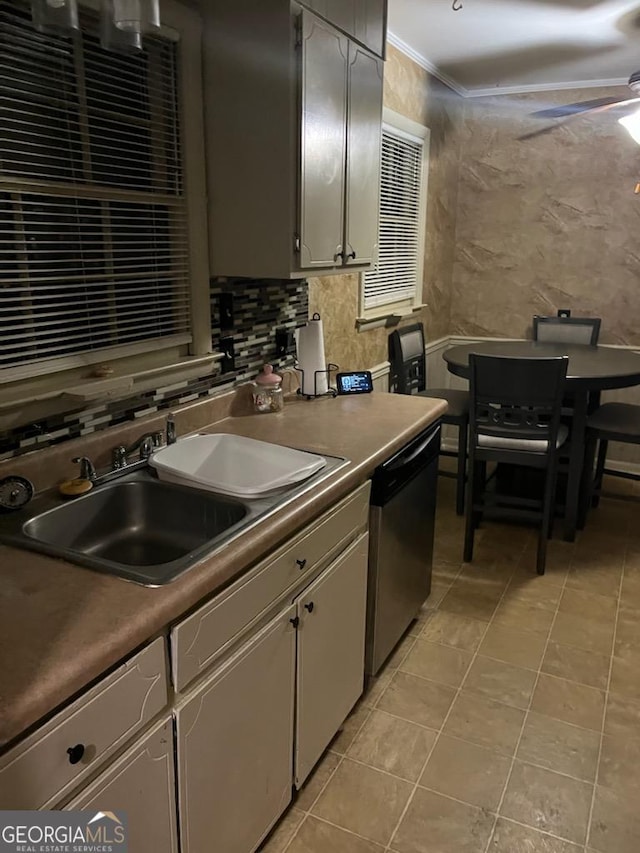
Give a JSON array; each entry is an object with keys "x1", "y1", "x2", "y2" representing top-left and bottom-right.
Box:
[{"x1": 336, "y1": 371, "x2": 374, "y2": 395}]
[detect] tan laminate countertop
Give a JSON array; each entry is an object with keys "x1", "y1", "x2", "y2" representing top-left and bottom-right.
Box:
[{"x1": 0, "y1": 392, "x2": 447, "y2": 750}]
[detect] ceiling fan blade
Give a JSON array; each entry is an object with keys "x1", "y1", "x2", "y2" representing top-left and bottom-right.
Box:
[
  {"x1": 519, "y1": 97, "x2": 640, "y2": 141},
  {"x1": 531, "y1": 96, "x2": 624, "y2": 119},
  {"x1": 517, "y1": 121, "x2": 572, "y2": 140}
]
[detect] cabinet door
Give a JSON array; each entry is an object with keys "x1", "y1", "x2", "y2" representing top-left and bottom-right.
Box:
[
  {"x1": 326, "y1": 0, "x2": 357, "y2": 35},
  {"x1": 299, "y1": 12, "x2": 348, "y2": 268},
  {"x1": 64, "y1": 717, "x2": 178, "y2": 853},
  {"x1": 355, "y1": 0, "x2": 386, "y2": 57},
  {"x1": 176, "y1": 607, "x2": 296, "y2": 853},
  {"x1": 295, "y1": 533, "x2": 369, "y2": 786},
  {"x1": 344, "y1": 44, "x2": 383, "y2": 266},
  {"x1": 300, "y1": 1, "x2": 357, "y2": 42}
]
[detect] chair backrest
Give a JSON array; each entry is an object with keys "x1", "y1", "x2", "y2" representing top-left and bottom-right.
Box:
[
  {"x1": 388, "y1": 323, "x2": 426, "y2": 394},
  {"x1": 469, "y1": 354, "x2": 568, "y2": 454},
  {"x1": 533, "y1": 315, "x2": 601, "y2": 346}
]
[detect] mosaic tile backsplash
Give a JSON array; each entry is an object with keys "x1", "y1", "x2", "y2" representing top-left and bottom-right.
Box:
[{"x1": 0, "y1": 278, "x2": 308, "y2": 460}]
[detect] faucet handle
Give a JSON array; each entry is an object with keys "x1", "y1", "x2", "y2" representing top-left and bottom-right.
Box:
[
  {"x1": 112, "y1": 446, "x2": 127, "y2": 470},
  {"x1": 72, "y1": 456, "x2": 97, "y2": 481},
  {"x1": 139, "y1": 436, "x2": 157, "y2": 460}
]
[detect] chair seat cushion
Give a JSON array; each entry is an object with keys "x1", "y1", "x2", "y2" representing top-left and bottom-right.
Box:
[
  {"x1": 588, "y1": 403, "x2": 640, "y2": 441},
  {"x1": 478, "y1": 424, "x2": 569, "y2": 453},
  {"x1": 418, "y1": 388, "x2": 469, "y2": 419}
]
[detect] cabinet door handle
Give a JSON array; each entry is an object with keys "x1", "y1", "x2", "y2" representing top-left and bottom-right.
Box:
[
  {"x1": 346, "y1": 250, "x2": 356, "y2": 260},
  {"x1": 290, "y1": 616, "x2": 300, "y2": 628},
  {"x1": 66, "y1": 744, "x2": 85, "y2": 765},
  {"x1": 296, "y1": 558, "x2": 307, "y2": 570},
  {"x1": 304, "y1": 601, "x2": 315, "y2": 613}
]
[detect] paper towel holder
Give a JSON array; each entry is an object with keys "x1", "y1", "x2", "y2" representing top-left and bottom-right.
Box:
[{"x1": 294, "y1": 361, "x2": 339, "y2": 400}]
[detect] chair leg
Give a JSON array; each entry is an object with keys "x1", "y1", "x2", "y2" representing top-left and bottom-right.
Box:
[
  {"x1": 581, "y1": 431, "x2": 598, "y2": 521},
  {"x1": 538, "y1": 460, "x2": 559, "y2": 575},
  {"x1": 593, "y1": 439, "x2": 608, "y2": 508},
  {"x1": 455, "y1": 420, "x2": 468, "y2": 517},
  {"x1": 463, "y1": 458, "x2": 480, "y2": 563}
]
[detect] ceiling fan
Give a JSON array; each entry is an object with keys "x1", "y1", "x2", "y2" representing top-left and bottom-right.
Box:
[{"x1": 519, "y1": 71, "x2": 640, "y2": 142}]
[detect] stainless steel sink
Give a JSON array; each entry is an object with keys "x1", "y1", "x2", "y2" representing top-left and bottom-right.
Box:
[
  {"x1": 0, "y1": 457, "x2": 348, "y2": 586},
  {"x1": 25, "y1": 478, "x2": 247, "y2": 569}
]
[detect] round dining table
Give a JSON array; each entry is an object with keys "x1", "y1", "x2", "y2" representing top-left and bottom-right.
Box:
[{"x1": 444, "y1": 341, "x2": 640, "y2": 541}]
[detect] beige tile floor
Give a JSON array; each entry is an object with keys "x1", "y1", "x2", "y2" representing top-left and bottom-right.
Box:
[{"x1": 261, "y1": 476, "x2": 640, "y2": 853}]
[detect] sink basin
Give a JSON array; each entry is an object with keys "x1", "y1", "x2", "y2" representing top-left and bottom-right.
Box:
[
  {"x1": 4, "y1": 474, "x2": 249, "y2": 586},
  {"x1": 0, "y1": 456, "x2": 349, "y2": 586},
  {"x1": 24, "y1": 478, "x2": 247, "y2": 575}
]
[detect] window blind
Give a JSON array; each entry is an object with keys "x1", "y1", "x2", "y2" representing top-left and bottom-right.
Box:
[
  {"x1": 363, "y1": 127, "x2": 424, "y2": 310},
  {"x1": 0, "y1": 1, "x2": 190, "y2": 379}
]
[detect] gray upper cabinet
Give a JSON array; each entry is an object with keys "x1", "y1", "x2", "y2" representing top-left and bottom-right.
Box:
[
  {"x1": 355, "y1": 0, "x2": 387, "y2": 57},
  {"x1": 299, "y1": 18, "x2": 348, "y2": 268},
  {"x1": 345, "y1": 42, "x2": 385, "y2": 266},
  {"x1": 204, "y1": 0, "x2": 384, "y2": 280},
  {"x1": 300, "y1": 12, "x2": 383, "y2": 270},
  {"x1": 300, "y1": 0, "x2": 386, "y2": 56}
]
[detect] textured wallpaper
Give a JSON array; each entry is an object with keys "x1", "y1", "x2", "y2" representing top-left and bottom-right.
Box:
[{"x1": 451, "y1": 87, "x2": 640, "y2": 344}]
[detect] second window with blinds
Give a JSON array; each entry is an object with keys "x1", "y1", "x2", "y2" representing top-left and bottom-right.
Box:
[{"x1": 359, "y1": 108, "x2": 430, "y2": 323}]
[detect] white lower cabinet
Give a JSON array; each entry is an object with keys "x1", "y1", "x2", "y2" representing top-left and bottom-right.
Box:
[
  {"x1": 295, "y1": 533, "x2": 369, "y2": 786},
  {"x1": 174, "y1": 531, "x2": 370, "y2": 852},
  {"x1": 64, "y1": 716, "x2": 178, "y2": 853},
  {"x1": 175, "y1": 607, "x2": 297, "y2": 853}
]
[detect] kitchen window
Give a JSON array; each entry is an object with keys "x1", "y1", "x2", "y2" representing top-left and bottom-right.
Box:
[
  {"x1": 0, "y1": 0, "x2": 209, "y2": 399},
  {"x1": 359, "y1": 108, "x2": 429, "y2": 324}
]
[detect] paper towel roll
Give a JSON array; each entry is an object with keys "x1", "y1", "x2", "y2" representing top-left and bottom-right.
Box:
[{"x1": 296, "y1": 314, "x2": 328, "y2": 396}]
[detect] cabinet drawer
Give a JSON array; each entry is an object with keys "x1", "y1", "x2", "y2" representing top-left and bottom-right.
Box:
[
  {"x1": 171, "y1": 481, "x2": 371, "y2": 692},
  {"x1": 0, "y1": 637, "x2": 168, "y2": 810}
]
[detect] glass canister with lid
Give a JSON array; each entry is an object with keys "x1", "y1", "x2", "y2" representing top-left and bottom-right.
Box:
[{"x1": 251, "y1": 364, "x2": 284, "y2": 413}]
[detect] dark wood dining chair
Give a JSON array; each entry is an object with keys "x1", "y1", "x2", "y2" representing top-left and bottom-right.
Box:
[
  {"x1": 585, "y1": 402, "x2": 640, "y2": 506},
  {"x1": 388, "y1": 323, "x2": 469, "y2": 515},
  {"x1": 464, "y1": 354, "x2": 569, "y2": 575},
  {"x1": 533, "y1": 314, "x2": 603, "y2": 434},
  {"x1": 533, "y1": 315, "x2": 601, "y2": 346}
]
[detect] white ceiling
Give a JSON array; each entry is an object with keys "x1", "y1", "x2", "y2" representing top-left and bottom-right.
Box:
[{"x1": 387, "y1": 0, "x2": 640, "y2": 95}]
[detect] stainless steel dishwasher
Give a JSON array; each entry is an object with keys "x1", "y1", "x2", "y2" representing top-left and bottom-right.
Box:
[{"x1": 366, "y1": 422, "x2": 440, "y2": 676}]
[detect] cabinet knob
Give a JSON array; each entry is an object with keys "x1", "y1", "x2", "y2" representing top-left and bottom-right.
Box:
[
  {"x1": 290, "y1": 616, "x2": 300, "y2": 628},
  {"x1": 66, "y1": 743, "x2": 85, "y2": 765},
  {"x1": 296, "y1": 558, "x2": 307, "y2": 570},
  {"x1": 304, "y1": 601, "x2": 315, "y2": 613}
]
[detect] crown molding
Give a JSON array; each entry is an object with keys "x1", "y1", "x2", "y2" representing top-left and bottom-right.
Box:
[
  {"x1": 466, "y1": 77, "x2": 630, "y2": 98},
  {"x1": 386, "y1": 31, "x2": 468, "y2": 97},
  {"x1": 386, "y1": 32, "x2": 629, "y2": 99}
]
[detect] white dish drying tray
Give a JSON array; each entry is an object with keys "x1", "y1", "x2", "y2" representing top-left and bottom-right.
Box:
[{"x1": 149, "y1": 433, "x2": 327, "y2": 498}]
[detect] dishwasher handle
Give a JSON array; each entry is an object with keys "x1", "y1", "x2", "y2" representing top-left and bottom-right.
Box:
[
  {"x1": 371, "y1": 423, "x2": 441, "y2": 506},
  {"x1": 385, "y1": 428, "x2": 440, "y2": 472}
]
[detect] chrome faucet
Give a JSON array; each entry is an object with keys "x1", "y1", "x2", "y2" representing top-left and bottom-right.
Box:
[
  {"x1": 72, "y1": 456, "x2": 97, "y2": 481},
  {"x1": 112, "y1": 431, "x2": 163, "y2": 469}
]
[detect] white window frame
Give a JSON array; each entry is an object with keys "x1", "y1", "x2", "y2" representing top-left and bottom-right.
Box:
[
  {"x1": 0, "y1": 0, "x2": 211, "y2": 411},
  {"x1": 358, "y1": 107, "x2": 430, "y2": 325}
]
